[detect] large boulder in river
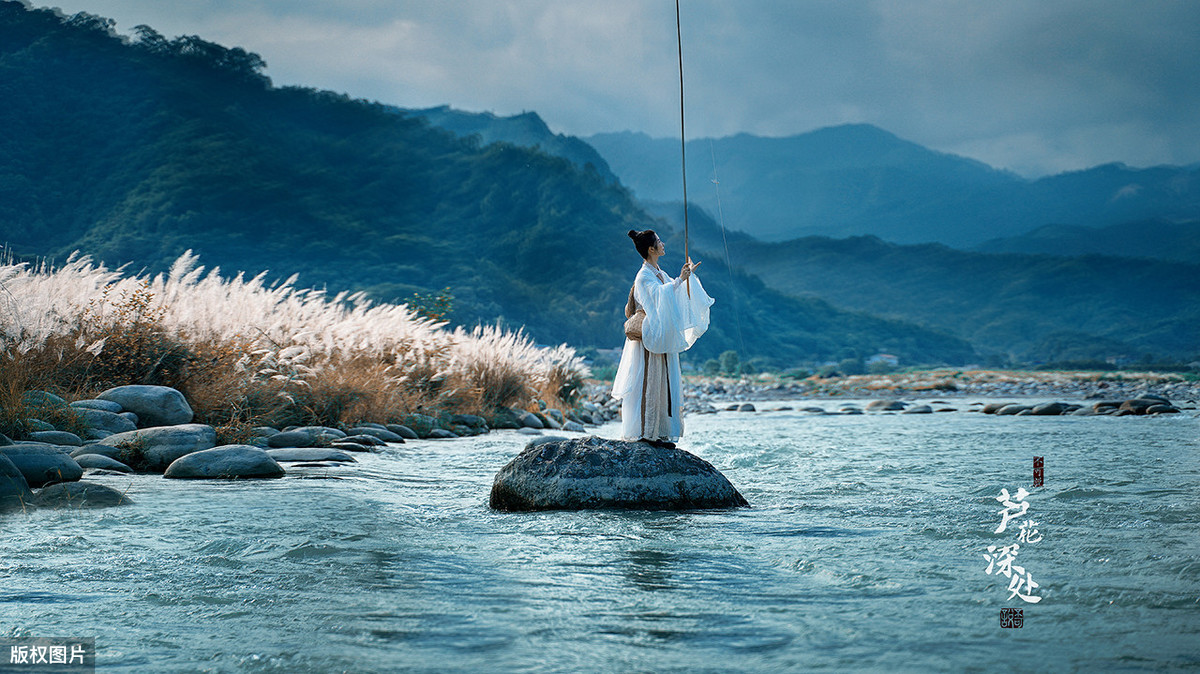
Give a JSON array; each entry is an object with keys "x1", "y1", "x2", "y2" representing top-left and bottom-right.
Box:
[
  {"x1": 0, "y1": 444, "x2": 83, "y2": 488},
  {"x1": 97, "y1": 385, "x2": 193, "y2": 427},
  {"x1": 164, "y1": 445, "x2": 285, "y2": 479},
  {"x1": 93, "y1": 424, "x2": 217, "y2": 472},
  {"x1": 490, "y1": 436, "x2": 748, "y2": 511}
]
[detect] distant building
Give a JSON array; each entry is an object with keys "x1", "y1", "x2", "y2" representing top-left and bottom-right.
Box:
[{"x1": 866, "y1": 353, "x2": 899, "y2": 367}]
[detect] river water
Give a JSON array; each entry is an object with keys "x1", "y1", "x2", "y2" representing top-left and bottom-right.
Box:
[{"x1": 3, "y1": 399, "x2": 1198, "y2": 672}]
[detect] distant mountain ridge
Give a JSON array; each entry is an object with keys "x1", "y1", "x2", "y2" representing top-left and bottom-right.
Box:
[
  {"x1": 399, "y1": 106, "x2": 619, "y2": 184},
  {"x1": 374, "y1": 103, "x2": 1200, "y2": 258},
  {"x1": 584, "y1": 127, "x2": 1200, "y2": 248}
]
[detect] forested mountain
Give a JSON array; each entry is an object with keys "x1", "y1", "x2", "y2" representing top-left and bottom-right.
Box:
[
  {"x1": 373, "y1": 103, "x2": 1200, "y2": 362},
  {"x1": 0, "y1": 2, "x2": 977, "y2": 367},
  {"x1": 400, "y1": 106, "x2": 618, "y2": 184},
  {"x1": 649, "y1": 203, "x2": 1200, "y2": 362},
  {"x1": 584, "y1": 128, "x2": 1200, "y2": 248}
]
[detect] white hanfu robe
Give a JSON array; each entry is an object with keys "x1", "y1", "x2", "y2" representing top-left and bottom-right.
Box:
[{"x1": 611, "y1": 261, "x2": 714, "y2": 442}]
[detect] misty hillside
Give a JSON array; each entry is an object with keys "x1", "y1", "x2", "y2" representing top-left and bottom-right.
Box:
[
  {"x1": 976, "y1": 218, "x2": 1200, "y2": 263},
  {"x1": 647, "y1": 202, "x2": 1200, "y2": 362},
  {"x1": 0, "y1": 1, "x2": 978, "y2": 366},
  {"x1": 401, "y1": 106, "x2": 619, "y2": 184},
  {"x1": 584, "y1": 128, "x2": 1200, "y2": 248}
]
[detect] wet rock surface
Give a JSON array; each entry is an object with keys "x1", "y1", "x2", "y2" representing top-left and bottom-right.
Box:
[
  {"x1": 0, "y1": 444, "x2": 83, "y2": 488},
  {"x1": 73, "y1": 453, "x2": 134, "y2": 473},
  {"x1": 97, "y1": 385, "x2": 194, "y2": 427},
  {"x1": 490, "y1": 435, "x2": 748, "y2": 512},
  {"x1": 266, "y1": 448, "x2": 357, "y2": 463},
  {"x1": 164, "y1": 445, "x2": 285, "y2": 479},
  {"x1": 32, "y1": 481, "x2": 133, "y2": 508},
  {"x1": 0, "y1": 453, "x2": 33, "y2": 508},
  {"x1": 92, "y1": 424, "x2": 218, "y2": 472}
]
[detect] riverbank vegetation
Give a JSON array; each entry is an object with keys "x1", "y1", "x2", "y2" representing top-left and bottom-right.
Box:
[{"x1": 0, "y1": 252, "x2": 587, "y2": 439}]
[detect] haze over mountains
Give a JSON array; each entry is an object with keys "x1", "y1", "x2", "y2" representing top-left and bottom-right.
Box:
[
  {"x1": 402, "y1": 104, "x2": 1200, "y2": 261},
  {"x1": 584, "y1": 128, "x2": 1200, "y2": 249},
  {"x1": 411, "y1": 108, "x2": 1200, "y2": 364},
  {"x1": 2, "y1": 2, "x2": 1196, "y2": 367}
]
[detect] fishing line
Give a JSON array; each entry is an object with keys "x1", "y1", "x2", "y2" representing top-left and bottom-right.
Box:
[
  {"x1": 710, "y1": 140, "x2": 747, "y2": 358},
  {"x1": 676, "y1": 0, "x2": 746, "y2": 360}
]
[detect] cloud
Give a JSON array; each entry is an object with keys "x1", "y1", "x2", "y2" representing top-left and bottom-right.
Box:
[{"x1": 41, "y1": 0, "x2": 1200, "y2": 176}]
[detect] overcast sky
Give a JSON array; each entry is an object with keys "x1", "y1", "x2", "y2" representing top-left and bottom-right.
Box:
[{"x1": 41, "y1": 0, "x2": 1200, "y2": 177}]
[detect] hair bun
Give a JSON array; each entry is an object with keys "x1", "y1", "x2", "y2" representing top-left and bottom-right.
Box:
[{"x1": 627, "y1": 229, "x2": 638, "y2": 240}]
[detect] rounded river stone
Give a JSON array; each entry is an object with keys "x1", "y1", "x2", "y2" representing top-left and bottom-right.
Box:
[{"x1": 490, "y1": 435, "x2": 748, "y2": 512}]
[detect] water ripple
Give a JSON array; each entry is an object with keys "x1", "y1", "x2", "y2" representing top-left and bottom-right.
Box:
[{"x1": 0, "y1": 406, "x2": 1196, "y2": 671}]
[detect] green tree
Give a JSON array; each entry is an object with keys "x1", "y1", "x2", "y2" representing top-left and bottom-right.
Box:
[
  {"x1": 719, "y1": 350, "x2": 741, "y2": 376},
  {"x1": 838, "y1": 357, "x2": 865, "y2": 375}
]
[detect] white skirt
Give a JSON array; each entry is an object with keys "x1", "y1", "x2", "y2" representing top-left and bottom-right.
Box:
[{"x1": 612, "y1": 339, "x2": 684, "y2": 441}]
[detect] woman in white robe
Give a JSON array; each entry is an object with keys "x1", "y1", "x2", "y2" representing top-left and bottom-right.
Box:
[{"x1": 611, "y1": 229, "x2": 714, "y2": 447}]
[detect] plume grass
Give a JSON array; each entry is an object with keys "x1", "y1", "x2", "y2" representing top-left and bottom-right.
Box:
[{"x1": 0, "y1": 251, "x2": 589, "y2": 431}]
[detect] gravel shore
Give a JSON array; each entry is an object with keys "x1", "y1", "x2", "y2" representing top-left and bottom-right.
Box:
[{"x1": 677, "y1": 369, "x2": 1200, "y2": 404}]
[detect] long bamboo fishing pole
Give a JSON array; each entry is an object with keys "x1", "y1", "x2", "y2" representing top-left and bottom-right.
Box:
[{"x1": 675, "y1": 0, "x2": 690, "y2": 297}]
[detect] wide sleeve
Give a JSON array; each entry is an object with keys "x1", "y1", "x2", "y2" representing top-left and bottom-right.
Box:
[{"x1": 637, "y1": 269, "x2": 714, "y2": 354}]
